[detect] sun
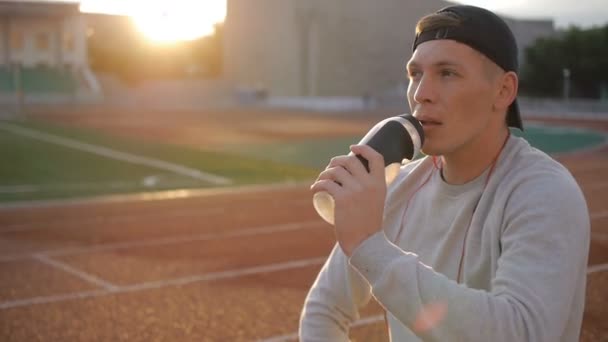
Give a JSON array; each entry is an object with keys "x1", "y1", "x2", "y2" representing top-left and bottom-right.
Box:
[{"x1": 131, "y1": 1, "x2": 226, "y2": 43}]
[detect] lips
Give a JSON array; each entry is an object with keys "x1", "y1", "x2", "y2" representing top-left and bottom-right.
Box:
[{"x1": 416, "y1": 117, "x2": 442, "y2": 126}]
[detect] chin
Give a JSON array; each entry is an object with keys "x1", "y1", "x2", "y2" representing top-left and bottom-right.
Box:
[{"x1": 421, "y1": 145, "x2": 443, "y2": 157}]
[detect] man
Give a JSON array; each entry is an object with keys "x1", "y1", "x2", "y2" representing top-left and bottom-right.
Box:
[{"x1": 300, "y1": 5, "x2": 589, "y2": 342}]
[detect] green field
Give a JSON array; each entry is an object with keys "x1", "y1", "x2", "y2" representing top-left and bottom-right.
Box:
[
  {"x1": 0, "y1": 119, "x2": 318, "y2": 203},
  {"x1": 222, "y1": 124, "x2": 607, "y2": 169},
  {"x1": 0, "y1": 119, "x2": 605, "y2": 203}
]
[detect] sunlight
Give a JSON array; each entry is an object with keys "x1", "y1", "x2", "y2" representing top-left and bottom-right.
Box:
[{"x1": 130, "y1": 1, "x2": 226, "y2": 43}]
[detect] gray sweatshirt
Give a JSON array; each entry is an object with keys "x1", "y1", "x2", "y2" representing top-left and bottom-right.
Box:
[{"x1": 300, "y1": 135, "x2": 590, "y2": 341}]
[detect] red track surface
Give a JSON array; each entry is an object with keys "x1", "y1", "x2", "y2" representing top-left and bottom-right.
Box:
[{"x1": 0, "y1": 109, "x2": 606, "y2": 341}]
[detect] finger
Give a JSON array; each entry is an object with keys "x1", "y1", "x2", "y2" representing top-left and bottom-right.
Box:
[
  {"x1": 310, "y1": 178, "x2": 342, "y2": 196},
  {"x1": 327, "y1": 154, "x2": 368, "y2": 179},
  {"x1": 350, "y1": 144, "x2": 385, "y2": 177},
  {"x1": 316, "y1": 166, "x2": 356, "y2": 188},
  {"x1": 326, "y1": 155, "x2": 351, "y2": 170},
  {"x1": 345, "y1": 153, "x2": 370, "y2": 178}
]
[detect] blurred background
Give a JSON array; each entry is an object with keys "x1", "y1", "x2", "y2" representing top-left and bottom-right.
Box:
[
  {"x1": 0, "y1": 1, "x2": 606, "y2": 341},
  {"x1": 0, "y1": 0, "x2": 605, "y2": 113}
]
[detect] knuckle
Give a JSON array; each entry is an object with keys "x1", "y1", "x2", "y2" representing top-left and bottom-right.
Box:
[
  {"x1": 329, "y1": 155, "x2": 346, "y2": 167},
  {"x1": 373, "y1": 150, "x2": 384, "y2": 164},
  {"x1": 346, "y1": 155, "x2": 359, "y2": 169}
]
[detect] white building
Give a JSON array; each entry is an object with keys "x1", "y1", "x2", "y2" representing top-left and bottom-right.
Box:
[
  {"x1": 224, "y1": 0, "x2": 555, "y2": 100},
  {"x1": 0, "y1": 0, "x2": 88, "y2": 68},
  {"x1": 0, "y1": 0, "x2": 99, "y2": 98}
]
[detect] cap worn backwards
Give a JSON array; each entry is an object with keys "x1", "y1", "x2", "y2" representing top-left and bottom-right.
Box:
[{"x1": 413, "y1": 5, "x2": 523, "y2": 130}]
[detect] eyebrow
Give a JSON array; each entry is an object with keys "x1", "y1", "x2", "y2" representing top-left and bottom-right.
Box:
[{"x1": 406, "y1": 60, "x2": 462, "y2": 69}]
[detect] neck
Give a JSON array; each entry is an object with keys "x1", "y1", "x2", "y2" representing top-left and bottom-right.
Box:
[{"x1": 441, "y1": 126, "x2": 510, "y2": 185}]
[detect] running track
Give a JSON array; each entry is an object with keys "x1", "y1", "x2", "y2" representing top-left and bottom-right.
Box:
[{"x1": 0, "y1": 125, "x2": 607, "y2": 341}]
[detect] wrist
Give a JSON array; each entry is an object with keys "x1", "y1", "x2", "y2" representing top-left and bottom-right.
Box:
[{"x1": 337, "y1": 229, "x2": 379, "y2": 257}]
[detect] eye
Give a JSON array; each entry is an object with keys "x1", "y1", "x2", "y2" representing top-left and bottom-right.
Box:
[
  {"x1": 408, "y1": 70, "x2": 422, "y2": 80},
  {"x1": 440, "y1": 69, "x2": 457, "y2": 78}
]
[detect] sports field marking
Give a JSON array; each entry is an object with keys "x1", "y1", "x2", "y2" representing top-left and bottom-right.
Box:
[
  {"x1": 32, "y1": 254, "x2": 119, "y2": 291},
  {"x1": 0, "y1": 182, "x2": 137, "y2": 194},
  {"x1": 0, "y1": 256, "x2": 326, "y2": 310},
  {"x1": 256, "y1": 257, "x2": 608, "y2": 342},
  {"x1": 0, "y1": 181, "x2": 311, "y2": 211},
  {"x1": 587, "y1": 263, "x2": 608, "y2": 275},
  {"x1": 0, "y1": 220, "x2": 324, "y2": 262},
  {"x1": 1, "y1": 208, "x2": 605, "y2": 262},
  {"x1": 0, "y1": 206, "x2": 228, "y2": 233},
  {"x1": 0, "y1": 122, "x2": 231, "y2": 185},
  {"x1": 255, "y1": 314, "x2": 385, "y2": 342},
  {"x1": 591, "y1": 210, "x2": 608, "y2": 220},
  {"x1": 0, "y1": 179, "x2": 202, "y2": 194},
  {"x1": 1, "y1": 241, "x2": 607, "y2": 315},
  {"x1": 0, "y1": 198, "x2": 312, "y2": 233}
]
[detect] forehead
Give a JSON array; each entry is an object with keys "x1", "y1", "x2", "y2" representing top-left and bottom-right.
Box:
[{"x1": 407, "y1": 39, "x2": 486, "y2": 67}]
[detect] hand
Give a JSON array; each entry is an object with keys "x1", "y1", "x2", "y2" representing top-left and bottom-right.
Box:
[{"x1": 310, "y1": 144, "x2": 387, "y2": 256}]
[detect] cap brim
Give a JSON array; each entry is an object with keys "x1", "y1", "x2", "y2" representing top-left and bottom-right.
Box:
[{"x1": 507, "y1": 99, "x2": 523, "y2": 131}]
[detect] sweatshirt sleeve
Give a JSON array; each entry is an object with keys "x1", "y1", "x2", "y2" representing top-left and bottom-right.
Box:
[
  {"x1": 348, "y1": 172, "x2": 590, "y2": 342},
  {"x1": 299, "y1": 243, "x2": 374, "y2": 341}
]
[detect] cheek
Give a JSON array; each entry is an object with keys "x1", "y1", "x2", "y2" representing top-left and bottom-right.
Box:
[
  {"x1": 446, "y1": 83, "x2": 493, "y2": 119},
  {"x1": 406, "y1": 84, "x2": 415, "y2": 107}
]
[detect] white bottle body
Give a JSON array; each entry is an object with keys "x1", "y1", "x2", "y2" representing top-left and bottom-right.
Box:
[{"x1": 312, "y1": 115, "x2": 423, "y2": 225}]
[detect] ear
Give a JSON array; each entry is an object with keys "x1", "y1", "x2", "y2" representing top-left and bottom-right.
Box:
[{"x1": 494, "y1": 71, "x2": 518, "y2": 112}]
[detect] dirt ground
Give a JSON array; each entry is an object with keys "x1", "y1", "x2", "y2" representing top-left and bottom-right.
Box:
[{"x1": 1, "y1": 106, "x2": 606, "y2": 341}]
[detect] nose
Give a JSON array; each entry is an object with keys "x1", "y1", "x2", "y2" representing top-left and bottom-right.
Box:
[{"x1": 410, "y1": 75, "x2": 436, "y2": 105}]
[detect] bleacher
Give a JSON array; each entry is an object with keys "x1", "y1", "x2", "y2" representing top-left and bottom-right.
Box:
[{"x1": 0, "y1": 66, "x2": 78, "y2": 94}]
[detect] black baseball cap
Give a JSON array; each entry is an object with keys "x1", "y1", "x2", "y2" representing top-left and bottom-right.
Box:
[{"x1": 412, "y1": 5, "x2": 523, "y2": 130}]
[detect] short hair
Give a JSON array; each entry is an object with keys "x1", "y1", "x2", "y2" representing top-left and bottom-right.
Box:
[{"x1": 415, "y1": 12, "x2": 462, "y2": 35}]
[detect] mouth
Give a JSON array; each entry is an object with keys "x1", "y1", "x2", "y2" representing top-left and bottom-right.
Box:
[{"x1": 418, "y1": 118, "x2": 442, "y2": 127}]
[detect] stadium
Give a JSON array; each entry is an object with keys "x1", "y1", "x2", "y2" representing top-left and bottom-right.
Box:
[{"x1": 0, "y1": 0, "x2": 607, "y2": 341}]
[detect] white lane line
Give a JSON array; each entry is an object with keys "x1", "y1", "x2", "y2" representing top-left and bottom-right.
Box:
[
  {"x1": 256, "y1": 258, "x2": 608, "y2": 342},
  {"x1": 0, "y1": 208, "x2": 605, "y2": 261},
  {"x1": 120, "y1": 257, "x2": 326, "y2": 292},
  {"x1": 587, "y1": 263, "x2": 608, "y2": 275},
  {"x1": 0, "y1": 198, "x2": 312, "y2": 233},
  {"x1": 0, "y1": 179, "x2": 203, "y2": 194},
  {"x1": 591, "y1": 233, "x2": 608, "y2": 242},
  {"x1": 0, "y1": 257, "x2": 326, "y2": 310},
  {"x1": 0, "y1": 181, "x2": 311, "y2": 211},
  {"x1": 255, "y1": 315, "x2": 385, "y2": 342},
  {"x1": 0, "y1": 220, "x2": 325, "y2": 262},
  {"x1": 0, "y1": 122, "x2": 231, "y2": 185},
  {"x1": 32, "y1": 254, "x2": 119, "y2": 291},
  {"x1": 0, "y1": 207, "x2": 227, "y2": 233},
  {"x1": 0, "y1": 289, "x2": 110, "y2": 310},
  {"x1": 591, "y1": 211, "x2": 608, "y2": 220}
]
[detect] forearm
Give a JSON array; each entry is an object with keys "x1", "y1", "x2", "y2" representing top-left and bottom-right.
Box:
[
  {"x1": 299, "y1": 244, "x2": 372, "y2": 341},
  {"x1": 299, "y1": 299, "x2": 352, "y2": 342},
  {"x1": 349, "y1": 230, "x2": 584, "y2": 342}
]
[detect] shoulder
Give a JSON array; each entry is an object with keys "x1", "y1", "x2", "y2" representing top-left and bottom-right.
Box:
[
  {"x1": 502, "y1": 136, "x2": 582, "y2": 194},
  {"x1": 496, "y1": 136, "x2": 589, "y2": 228}
]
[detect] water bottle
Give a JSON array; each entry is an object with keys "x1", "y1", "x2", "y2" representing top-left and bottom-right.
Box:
[{"x1": 312, "y1": 114, "x2": 425, "y2": 225}]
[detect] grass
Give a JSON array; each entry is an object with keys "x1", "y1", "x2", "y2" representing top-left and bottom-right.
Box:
[
  {"x1": 221, "y1": 125, "x2": 607, "y2": 169},
  {"x1": 513, "y1": 125, "x2": 606, "y2": 154},
  {"x1": 0, "y1": 119, "x2": 319, "y2": 202},
  {"x1": 0, "y1": 118, "x2": 604, "y2": 203}
]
